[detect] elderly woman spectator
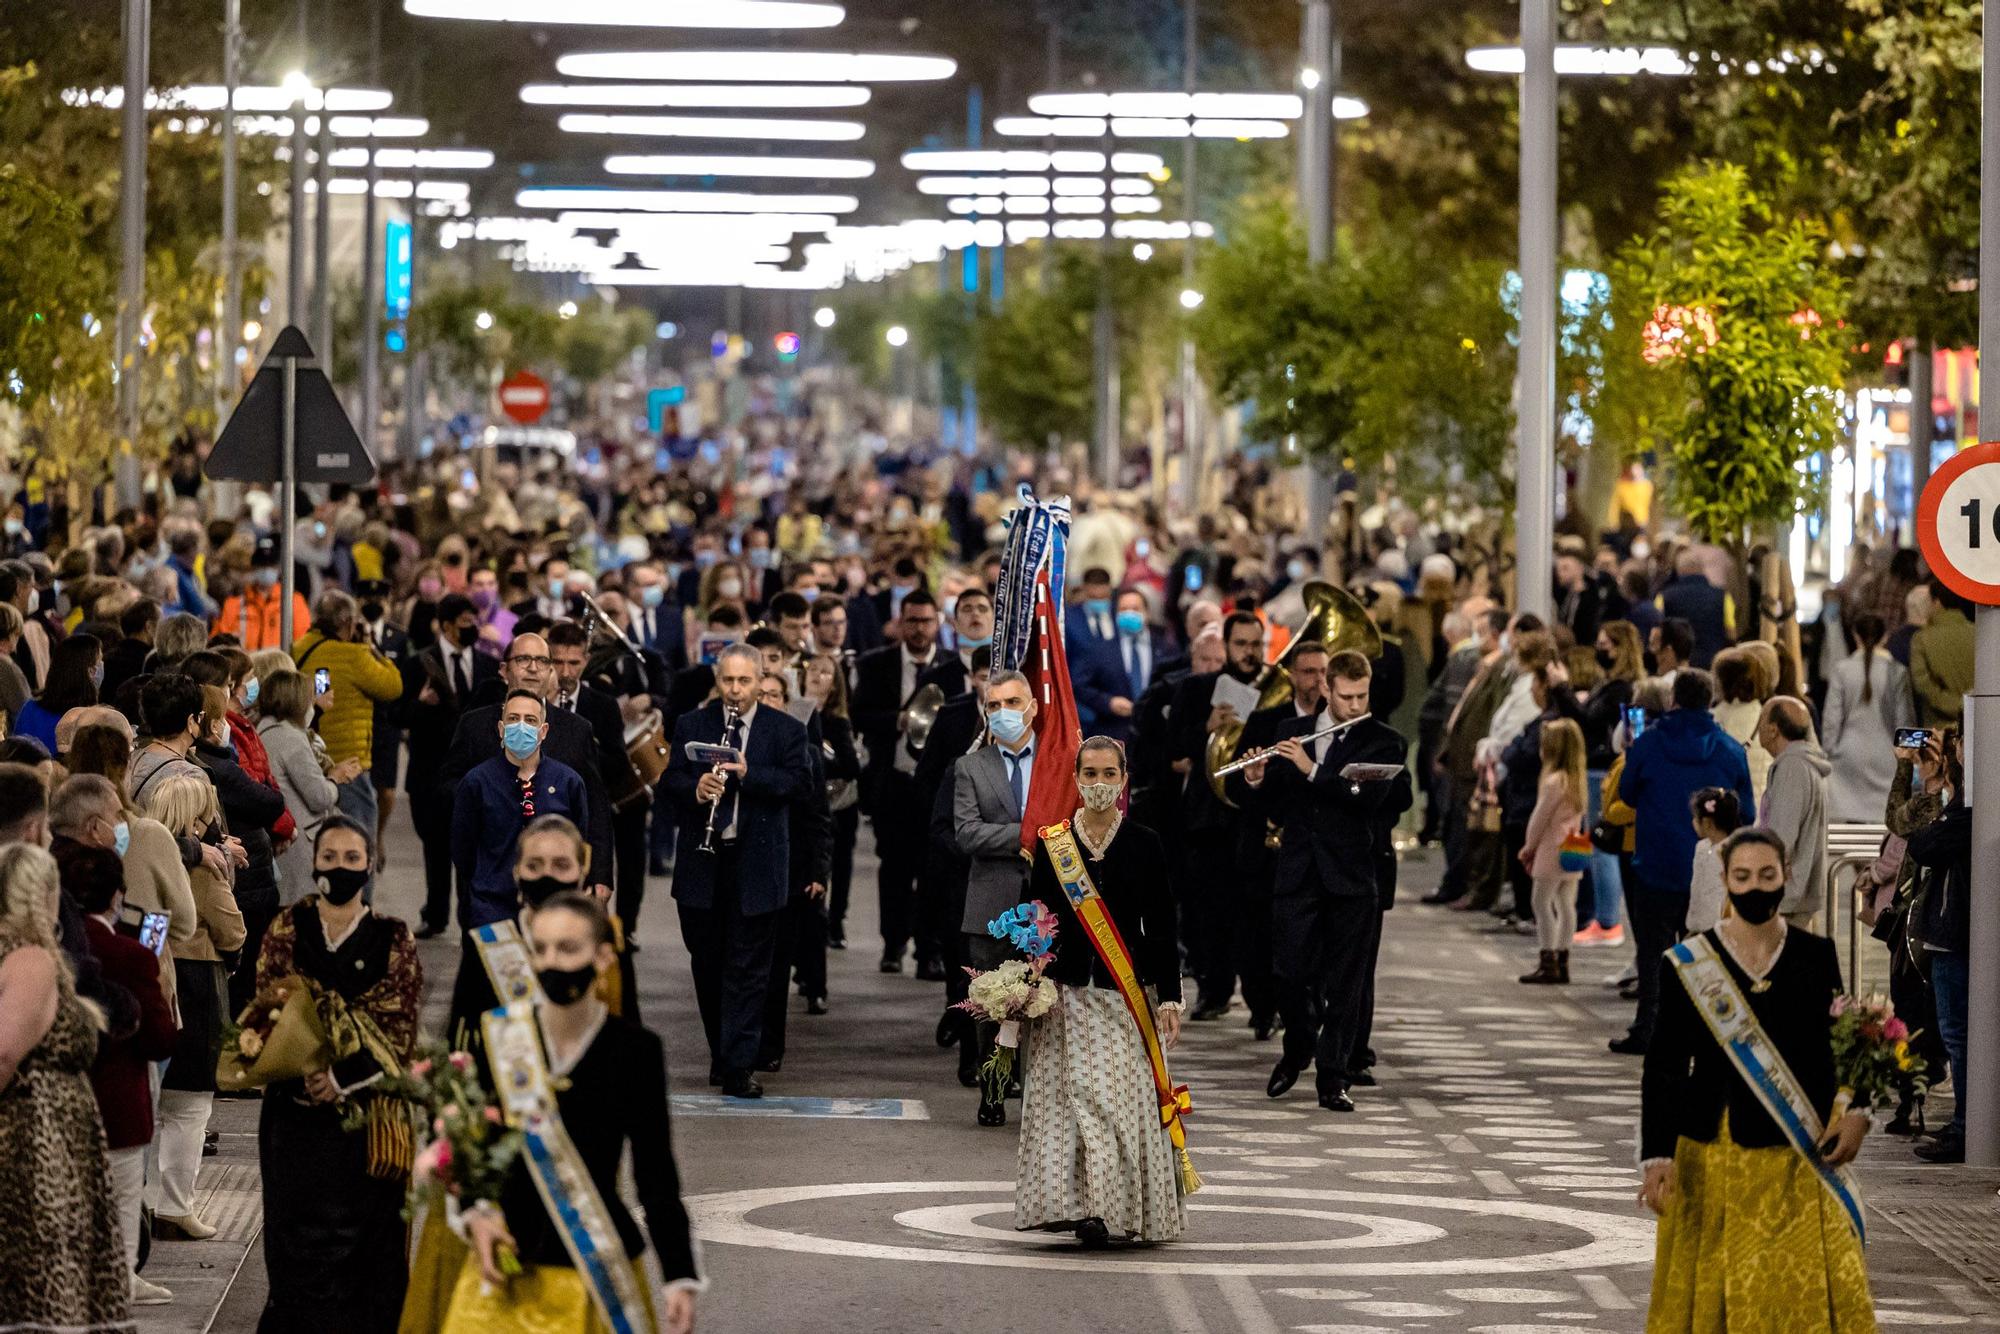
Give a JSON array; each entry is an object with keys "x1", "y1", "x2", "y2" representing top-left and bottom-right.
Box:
[{"x1": 258, "y1": 669, "x2": 343, "y2": 906}]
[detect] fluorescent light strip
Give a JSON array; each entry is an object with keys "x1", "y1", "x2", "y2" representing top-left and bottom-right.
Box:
[
  {"x1": 1465, "y1": 45, "x2": 1693, "y2": 76},
  {"x1": 604, "y1": 153, "x2": 873, "y2": 178},
  {"x1": 518, "y1": 187, "x2": 858, "y2": 213},
  {"x1": 900, "y1": 149, "x2": 1165, "y2": 174},
  {"x1": 521, "y1": 83, "x2": 869, "y2": 108},
  {"x1": 556, "y1": 210, "x2": 840, "y2": 232},
  {"x1": 559, "y1": 112, "x2": 863, "y2": 142},
  {"x1": 325, "y1": 147, "x2": 494, "y2": 169},
  {"x1": 228, "y1": 115, "x2": 429, "y2": 138},
  {"x1": 1030, "y1": 91, "x2": 1303, "y2": 118},
  {"x1": 555, "y1": 50, "x2": 955, "y2": 82},
  {"x1": 406, "y1": 0, "x2": 842, "y2": 28},
  {"x1": 306, "y1": 179, "x2": 471, "y2": 200},
  {"x1": 993, "y1": 116, "x2": 1106, "y2": 138},
  {"x1": 586, "y1": 268, "x2": 840, "y2": 289},
  {"x1": 64, "y1": 84, "x2": 392, "y2": 112}
]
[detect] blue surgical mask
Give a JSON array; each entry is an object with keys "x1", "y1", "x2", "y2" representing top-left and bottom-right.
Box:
[
  {"x1": 243, "y1": 677, "x2": 260, "y2": 708},
  {"x1": 988, "y1": 707, "x2": 1027, "y2": 743},
  {"x1": 113, "y1": 820, "x2": 130, "y2": 859},
  {"x1": 960, "y1": 634, "x2": 992, "y2": 651},
  {"x1": 1115, "y1": 610, "x2": 1146, "y2": 638},
  {"x1": 640, "y1": 584, "x2": 666, "y2": 609},
  {"x1": 90, "y1": 661, "x2": 104, "y2": 690},
  {"x1": 1083, "y1": 597, "x2": 1111, "y2": 617},
  {"x1": 548, "y1": 575, "x2": 567, "y2": 598},
  {"x1": 503, "y1": 721, "x2": 541, "y2": 760}
]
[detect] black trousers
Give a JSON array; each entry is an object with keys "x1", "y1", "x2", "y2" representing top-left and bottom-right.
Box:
[
  {"x1": 1234, "y1": 843, "x2": 1278, "y2": 1024},
  {"x1": 229, "y1": 889, "x2": 278, "y2": 1017},
  {"x1": 409, "y1": 786, "x2": 455, "y2": 931},
  {"x1": 1274, "y1": 888, "x2": 1376, "y2": 1095},
  {"x1": 760, "y1": 891, "x2": 828, "y2": 1065},
  {"x1": 1624, "y1": 881, "x2": 1688, "y2": 1045},
  {"x1": 612, "y1": 799, "x2": 648, "y2": 931},
  {"x1": 829, "y1": 805, "x2": 859, "y2": 936},
  {"x1": 1349, "y1": 905, "x2": 1385, "y2": 1072},
  {"x1": 917, "y1": 841, "x2": 962, "y2": 974},
  {"x1": 676, "y1": 850, "x2": 778, "y2": 1077},
  {"x1": 1182, "y1": 826, "x2": 1237, "y2": 1008},
  {"x1": 872, "y1": 772, "x2": 924, "y2": 961}
]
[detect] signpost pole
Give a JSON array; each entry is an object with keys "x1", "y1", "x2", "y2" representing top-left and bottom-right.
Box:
[{"x1": 280, "y1": 354, "x2": 298, "y2": 648}]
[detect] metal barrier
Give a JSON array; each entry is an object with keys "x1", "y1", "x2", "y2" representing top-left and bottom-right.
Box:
[{"x1": 1827, "y1": 823, "x2": 1890, "y2": 988}]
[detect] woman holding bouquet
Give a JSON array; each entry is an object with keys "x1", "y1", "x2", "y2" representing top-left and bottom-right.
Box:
[
  {"x1": 1639, "y1": 827, "x2": 1875, "y2": 1331},
  {"x1": 1018, "y1": 735, "x2": 1186, "y2": 1247},
  {"x1": 446, "y1": 892, "x2": 702, "y2": 1334},
  {"x1": 255, "y1": 816, "x2": 421, "y2": 1334}
]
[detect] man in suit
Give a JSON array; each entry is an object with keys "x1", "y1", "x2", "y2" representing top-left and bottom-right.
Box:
[
  {"x1": 950, "y1": 667, "x2": 1036, "y2": 1127},
  {"x1": 851, "y1": 589, "x2": 942, "y2": 974},
  {"x1": 1064, "y1": 567, "x2": 1132, "y2": 735},
  {"x1": 767, "y1": 591, "x2": 815, "y2": 691},
  {"x1": 666, "y1": 643, "x2": 813, "y2": 1099},
  {"x1": 1238, "y1": 649, "x2": 1412, "y2": 1112},
  {"x1": 1165, "y1": 611, "x2": 1267, "y2": 1018},
  {"x1": 547, "y1": 620, "x2": 647, "y2": 933},
  {"x1": 401, "y1": 595, "x2": 497, "y2": 938},
  {"x1": 625, "y1": 560, "x2": 688, "y2": 672},
  {"x1": 920, "y1": 585, "x2": 992, "y2": 702},
  {"x1": 439, "y1": 631, "x2": 613, "y2": 903},
  {"x1": 1228, "y1": 639, "x2": 1329, "y2": 1040},
  {"x1": 1100, "y1": 587, "x2": 1169, "y2": 743},
  {"x1": 581, "y1": 590, "x2": 678, "y2": 886},
  {"x1": 810, "y1": 596, "x2": 857, "y2": 696}
]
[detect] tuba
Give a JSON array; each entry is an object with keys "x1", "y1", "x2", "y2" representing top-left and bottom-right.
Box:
[{"x1": 1205, "y1": 581, "x2": 1383, "y2": 805}]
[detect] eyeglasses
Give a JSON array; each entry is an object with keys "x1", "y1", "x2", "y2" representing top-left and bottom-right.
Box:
[{"x1": 507, "y1": 654, "x2": 552, "y2": 668}]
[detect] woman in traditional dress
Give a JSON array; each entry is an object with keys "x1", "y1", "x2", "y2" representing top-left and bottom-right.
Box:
[
  {"x1": 1017, "y1": 735, "x2": 1186, "y2": 1247},
  {"x1": 256, "y1": 815, "x2": 421, "y2": 1334},
  {"x1": 1640, "y1": 827, "x2": 1875, "y2": 1331},
  {"x1": 449, "y1": 892, "x2": 701, "y2": 1334}
]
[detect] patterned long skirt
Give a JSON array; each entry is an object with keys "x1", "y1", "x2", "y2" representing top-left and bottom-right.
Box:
[
  {"x1": 1014, "y1": 984, "x2": 1185, "y2": 1242},
  {"x1": 1647, "y1": 1113, "x2": 1875, "y2": 1332}
]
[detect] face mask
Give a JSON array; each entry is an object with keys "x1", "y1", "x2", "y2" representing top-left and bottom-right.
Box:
[
  {"x1": 799, "y1": 586, "x2": 819, "y2": 603},
  {"x1": 318, "y1": 865, "x2": 370, "y2": 906},
  {"x1": 695, "y1": 549, "x2": 719, "y2": 570},
  {"x1": 1631, "y1": 541, "x2": 1651, "y2": 562},
  {"x1": 1083, "y1": 597, "x2": 1111, "y2": 617},
  {"x1": 418, "y1": 578, "x2": 444, "y2": 600},
  {"x1": 1115, "y1": 610, "x2": 1146, "y2": 637},
  {"x1": 988, "y1": 707, "x2": 1028, "y2": 743},
  {"x1": 747, "y1": 548, "x2": 773, "y2": 570},
  {"x1": 256, "y1": 568, "x2": 279, "y2": 587},
  {"x1": 516, "y1": 874, "x2": 578, "y2": 909},
  {"x1": 547, "y1": 576, "x2": 566, "y2": 599},
  {"x1": 243, "y1": 677, "x2": 260, "y2": 708},
  {"x1": 360, "y1": 600, "x2": 384, "y2": 623},
  {"x1": 470, "y1": 587, "x2": 496, "y2": 611},
  {"x1": 1498, "y1": 632, "x2": 1512, "y2": 656},
  {"x1": 503, "y1": 721, "x2": 541, "y2": 760},
  {"x1": 1596, "y1": 648, "x2": 1615, "y2": 671},
  {"x1": 25, "y1": 589, "x2": 38, "y2": 615},
  {"x1": 640, "y1": 584, "x2": 666, "y2": 609},
  {"x1": 959, "y1": 633, "x2": 992, "y2": 651},
  {"x1": 1286, "y1": 559, "x2": 1309, "y2": 582},
  {"x1": 1079, "y1": 781, "x2": 1122, "y2": 812},
  {"x1": 112, "y1": 820, "x2": 130, "y2": 859},
  {"x1": 717, "y1": 576, "x2": 743, "y2": 600},
  {"x1": 90, "y1": 662, "x2": 104, "y2": 690},
  {"x1": 536, "y1": 963, "x2": 598, "y2": 1006},
  {"x1": 1727, "y1": 886, "x2": 1784, "y2": 925}
]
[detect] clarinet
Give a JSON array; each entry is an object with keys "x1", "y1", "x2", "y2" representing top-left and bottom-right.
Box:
[{"x1": 697, "y1": 704, "x2": 742, "y2": 855}]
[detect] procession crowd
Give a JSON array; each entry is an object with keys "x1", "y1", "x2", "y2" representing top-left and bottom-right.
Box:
[{"x1": 0, "y1": 428, "x2": 1975, "y2": 1333}]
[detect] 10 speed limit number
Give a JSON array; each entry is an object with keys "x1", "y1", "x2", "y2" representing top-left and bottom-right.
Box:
[{"x1": 1919, "y1": 441, "x2": 2000, "y2": 606}]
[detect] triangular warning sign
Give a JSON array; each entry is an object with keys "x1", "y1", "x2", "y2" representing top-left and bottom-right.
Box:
[{"x1": 206, "y1": 326, "x2": 376, "y2": 485}]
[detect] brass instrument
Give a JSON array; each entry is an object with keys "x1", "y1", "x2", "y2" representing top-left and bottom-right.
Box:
[
  {"x1": 1206, "y1": 580, "x2": 1382, "y2": 806},
  {"x1": 900, "y1": 682, "x2": 947, "y2": 757}
]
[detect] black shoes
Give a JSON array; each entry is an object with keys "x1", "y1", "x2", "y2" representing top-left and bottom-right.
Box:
[
  {"x1": 879, "y1": 957, "x2": 903, "y2": 974},
  {"x1": 936, "y1": 1012, "x2": 960, "y2": 1048},
  {"x1": 721, "y1": 1072, "x2": 764, "y2": 1099},
  {"x1": 415, "y1": 921, "x2": 447, "y2": 940},
  {"x1": 1252, "y1": 1017, "x2": 1279, "y2": 1041},
  {"x1": 828, "y1": 928, "x2": 846, "y2": 950},
  {"x1": 708, "y1": 1067, "x2": 722, "y2": 1086},
  {"x1": 648, "y1": 858, "x2": 670, "y2": 877},
  {"x1": 1075, "y1": 1218, "x2": 1111, "y2": 1249},
  {"x1": 806, "y1": 996, "x2": 830, "y2": 1016},
  {"x1": 1609, "y1": 1034, "x2": 1649, "y2": 1056},
  {"x1": 1190, "y1": 998, "x2": 1232, "y2": 1022},
  {"x1": 1318, "y1": 1089, "x2": 1356, "y2": 1113},
  {"x1": 957, "y1": 1043, "x2": 981, "y2": 1088},
  {"x1": 1346, "y1": 1069, "x2": 1377, "y2": 1087},
  {"x1": 757, "y1": 1057, "x2": 783, "y2": 1074},
  {"x1": 915, "y1": 958, "x2": 948, "y2": 982},
  {"x1": 977, "y1": 1099, "x2": 1007, "y2": 1127},
  {"x1": 1915, "y1": 1127, "x2": 1965, "y2": 1164},
  {"x1": 1267, "y1": 1062, "x2": 1301, "y2": 1099}
]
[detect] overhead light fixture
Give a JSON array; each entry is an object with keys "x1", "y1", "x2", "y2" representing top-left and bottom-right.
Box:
[
  {"x1": 1179, "y1": 288, "x2": 1204, "y2": 310},
  {"x1": 814, "y1": 307, "x2": 836, "y2": 328},
  {"x1": 555, "y1": 50, "x2": 956, "y2": 82},
  {"x1": 993, "y1": 116, "x2": 1106, "y2": 138},
  {"x1": 307, "y1": 178, "x2": 472, "y2": 200},
  {"x1": 605, "y1": 153, "x2": 873, "y2": 178},
  {"x1": 329, "y1": 116, "x2": 430, "y2": 137},
  {"x1": 900, "y1": 148, "x2": 1165, "y2": 175},
  {"x1": 556, "y1": 209, "x2": 842, "y2": 233},
  {"x1": 1029, "y1": 91, "x2": 1304, "y2": 119},
  {"x1": 325, "y1": 147, "x2": 494, "y2": 170},
  {"x1": 885, "y1": 325, "x2": 909, "y2": 347},
  {"x1": 521, "y1": 83, "x2": 869, "y2": 109},
  {"x1": 1464, "y1": 45, "x2": 1693, "y2": 76},
  {"x1": 559, "y1": 112, "x2": 864, "y2": 142},
  {"x1": 406, "y1": 0, "x2": 842, "y2": 27},
  {"x1": 63, "y1": 83, "x2": 393, "y2": 112},
  {"x1": 518, "y1": 186, "x2": 859, "y2": 213}
]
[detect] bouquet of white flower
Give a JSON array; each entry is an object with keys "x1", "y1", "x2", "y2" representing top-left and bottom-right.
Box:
[{"x1": 953, "y1": 902, "x2": 1061, "y2": 1101}]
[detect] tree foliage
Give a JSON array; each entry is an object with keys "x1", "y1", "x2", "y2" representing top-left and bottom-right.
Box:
[{"x1": 1609, "y1": 163, "x2": 1851, "y2": 544}]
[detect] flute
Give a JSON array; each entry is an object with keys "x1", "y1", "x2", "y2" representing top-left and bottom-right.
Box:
[
  {"x1": 695, "y1": 705, "x2": 742, "y2": 855},
  {"x1": 1212, "y1": 712, "x2": 1371, "y2": 778}
]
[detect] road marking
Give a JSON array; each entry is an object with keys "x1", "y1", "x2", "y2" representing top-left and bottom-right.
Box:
[
  {"x1": 1471, "y1": 1169, "x2": 1521, "y2": 1197},
  {"x1": 1214, "y1": 1275, "x2": 1283, "y2": 1334},
  {"x1": 670, "y1": 1095, "x2": 930, "y2": 1120},
  {"x1": 1576, "y1": 1273, "x2": 1635, "y2": 1309},
  {"x1": 1401, "y1": 1096, "x2": 1444, "y2": 1119},
  {"x1": 1152, "y1": 1272, "x2": 1212, "y2": 1334},
  {"x1": 1439, "y1": 1134, "x2": 1480, "y2": 1154}
]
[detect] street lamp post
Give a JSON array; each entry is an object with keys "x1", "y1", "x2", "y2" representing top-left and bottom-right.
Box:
[
  {"x1": 1178, "y1": 0, "x2": 1200, "y2": 515},
  {"x1": 1516, "y1": 0, "x2": 1558, "y2": 620},
  {"x1": 360, "y1": 0, "x2": 382, "y2": 456},
  {"x1": 313, "y1": 102, "x2": 334, "y2": 363},
  {"x1": 1092, "y1": 121, "x2": 1119, "y2": 489},
  {"x1": 219, "y1": 0, "x2": 242, "y2": 420},
  {"x1": 115, "y1": 0, "x2": 151, "y2": 494},
  {"x1": 1297, "y1": 0, "x2": 1337, "y2": 545}
]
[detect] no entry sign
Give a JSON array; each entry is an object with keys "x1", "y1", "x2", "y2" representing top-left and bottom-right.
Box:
[
  {"x1": 498, "y1": 370, "x2": 551, "y2": 425},
  {"x1": 1918, "y1": 440, "x2": 2000, "y2": 606}
]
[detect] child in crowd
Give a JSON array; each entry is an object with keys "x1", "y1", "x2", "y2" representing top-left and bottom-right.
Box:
[
  {"x1": 1684, "y1": 786, "x2": 1745, "y2": 933},
  {"x1": 1519, "y1": 718, "x2": 1587, "y2": 985}
]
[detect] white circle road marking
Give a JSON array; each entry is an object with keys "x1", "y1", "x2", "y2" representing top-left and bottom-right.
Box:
[
  {"x1": 1350, "y1": 1171, "x2": 1469, "y2": 1185},
  {"x1": 1441, "y1": 1287, "x2": 1576, "y2": 1303},
  {"x1": 890, "y1": 1202, "x2": 1449, "y2": 1251},
  {"x1": 684, "y1": 1181, "x2": 1657, "y2": 1276},
  {"x1": 1345, "y1": 1301, "x2": 1465, "y2": 1317},
  {"x1": 1269, "y1": 1287, "x2": 1373, "y2": 1300}
]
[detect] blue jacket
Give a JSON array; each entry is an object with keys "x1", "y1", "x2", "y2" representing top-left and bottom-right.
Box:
[
  {"x1": 666, "y1": 701, "x2": 812, "y2": 916},
  {"x1": 1656, "y1": 574, "x2": 1731, "y2": 668},
  {"x1": 1619, "y1": 708, "x2": 1754, "y2": 894},
  {"x1": 451, "y1": 753, "x2": 590, "y2": 927}
]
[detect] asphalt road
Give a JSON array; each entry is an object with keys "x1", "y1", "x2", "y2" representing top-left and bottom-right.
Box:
[{"x1": 142, "y1": 809, "x2": 2000, "y2": 1334}]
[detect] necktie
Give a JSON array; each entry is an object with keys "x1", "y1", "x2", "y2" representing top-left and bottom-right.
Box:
[
  {"x1": 1124, "y1": 638, "x2": 1139, "y2": 692},
  {"x1": 720, "y1": 712, "x2": 744, "y2": 838},
  {"x1": 450, "y1": 652, "x2": 467, "y2": 698},
  {"x1": 1007, "y1": 750, "x2": 1026, "y2": 813}
]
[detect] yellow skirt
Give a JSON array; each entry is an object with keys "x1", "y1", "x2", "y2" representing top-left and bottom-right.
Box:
[
  {"x1": 1647, "y1": 1114, "x2": 1875, "y2": 1333},
  {"x1": 436, "y1": 1251, "x2": 659, "y2": 1334}
]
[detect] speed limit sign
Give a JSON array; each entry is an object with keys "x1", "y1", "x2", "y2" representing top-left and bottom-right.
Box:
[{"x1": 1918, "y1": 440, "x2": 2000, "y2": 605}]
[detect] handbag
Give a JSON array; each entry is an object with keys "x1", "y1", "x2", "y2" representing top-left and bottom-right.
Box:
[
  {"x1": 1558, "y1": 829, "x2": 1593, "y2": 874},
  {"x1": 1589, "y1": 817, "x2": 1625, "y2": 855}
]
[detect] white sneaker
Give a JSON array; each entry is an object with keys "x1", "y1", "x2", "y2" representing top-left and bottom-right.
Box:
[
  {"x1": 1604, "y1": 961, "x2": 1638, "y2": 987},
  {"x1": 130, "y1": 1273, "x2": 174, "y2": 1305}
]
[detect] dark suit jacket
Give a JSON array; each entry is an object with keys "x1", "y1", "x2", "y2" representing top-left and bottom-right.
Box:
[
  {"x1": 628, "y1": 600, "x2": 688, "y2": 672},
  {"x1": 440, "y1": 703, "x2": 614, "y2": 884},
  {"x1": 916, "y1": 652, "x2": 977, "y2": 703},
  {"x1": 844, "y1": 591, "x2": 888, "y2": 653},
  {"x1": 1126, "y1": 659, "x2": 1188, "y2": 797},
  {"x1": 564, "y1": 684, "x2": 636, "y2": 810},
  {"x1": 1168, "y1": 669, "x2": 1249, "y2": 833},
  {"x1": 1238, "y1": 713, "x2": 1411, "y2": 902},
  {"x1": 398, "y1": 644, "x2": 498, "y2": 791},
  {"x1": 851, "y1": 644, "x2": 936, "y2": 787},
  {"x1": 666, "y1": 701, "x2": 812, "y2": 916}
]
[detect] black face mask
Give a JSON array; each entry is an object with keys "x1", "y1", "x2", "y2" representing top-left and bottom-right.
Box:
[
  {"x1": 517, "y1": 875, "x2": 579, "y2": 909},
  {"x1": 1596, "y1": 648, "x2": 1616, "y2": 671},
  {"x1": 360, "y1": 600, "x2": 385, "y2": 623},
  {"x1": 536, "y1": 964, "x2": 597, "y2": 1006},
  {"x1": 1727, "y1": 887, "x2": 1785, "y2": 925},
  {"x1": 318, "y1": 866, "x2": 371, "y2": 906}
]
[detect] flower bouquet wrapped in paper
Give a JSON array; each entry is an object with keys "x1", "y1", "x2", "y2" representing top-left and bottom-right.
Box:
[
  {"x1": 953, "y1": 901, "x2": 1060, "y2": 1101},
  {"x1": 216, "y1": 975, "x2": 332, "y2": 1092},
  {"x1": 1829, "y1": 994, "x2": 1927, "y2": 1118}
]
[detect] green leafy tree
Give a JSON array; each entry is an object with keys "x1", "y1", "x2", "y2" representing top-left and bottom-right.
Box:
[{"x1": 1609, "y1": 163, "x2": 1850, "y2": 546}]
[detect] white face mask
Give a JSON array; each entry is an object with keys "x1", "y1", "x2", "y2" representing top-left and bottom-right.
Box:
[
  {"x1": 717, "y1": 576, "x2": 743, "y2": 600},
  {"x1": 1079, "y1": 781, "x2": 1122, "y2": 812}
]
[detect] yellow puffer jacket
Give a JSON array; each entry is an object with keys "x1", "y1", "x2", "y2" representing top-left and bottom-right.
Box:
[{"x1": 290, "y1": 631, "x2": 404, "y2": 763}]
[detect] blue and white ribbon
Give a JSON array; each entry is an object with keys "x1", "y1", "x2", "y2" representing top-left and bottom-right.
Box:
[{"x1": 993, "y1": 484, "x2": 1070, "y2": 675}]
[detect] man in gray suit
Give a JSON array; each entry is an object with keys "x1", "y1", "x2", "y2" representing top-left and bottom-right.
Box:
[{"x1": 951, "y1": 669, "x2": 1038, "y2": 1128}]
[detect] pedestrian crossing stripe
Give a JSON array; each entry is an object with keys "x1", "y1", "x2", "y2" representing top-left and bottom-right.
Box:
[{"x1": 672, "y1": 1096, "x2": 930, "y2": 1120}]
